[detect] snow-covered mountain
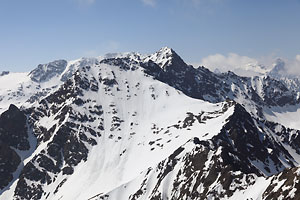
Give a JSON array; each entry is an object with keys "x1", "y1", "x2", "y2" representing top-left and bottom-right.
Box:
[
  {"x1": 0, "y1": 57, "x2": 100, "y2": 113},
  {"x1": 0, "y1": 47, "x2": 300, "y2": 200},
  {"x1": 266, "y1": 59, "x2": 300, "y2": 102}
]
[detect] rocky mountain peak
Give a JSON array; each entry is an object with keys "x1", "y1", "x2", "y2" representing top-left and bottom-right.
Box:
[
  {"x1": 0, "y1": 71, "x2": 9, "y2": 76},
  {"x1": 146, "y1": 47, "x2": 187, "y2": 72},
  {"x1": 268, "y1": 58, "x2": 286, "y2": 78},
  {"x1": 0, "y1": 104, "x2": 29, "y2": 151},
  {"x1": 29, "y1": 59, "x2": 68, "y2": 82}
]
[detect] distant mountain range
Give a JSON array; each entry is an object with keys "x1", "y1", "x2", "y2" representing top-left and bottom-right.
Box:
[{"x1": 0, "y1": 47, "x2": 300, "y2": 200}]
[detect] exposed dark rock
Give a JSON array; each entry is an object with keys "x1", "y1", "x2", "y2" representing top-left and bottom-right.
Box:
[
  {"x1": 0, "y1": 71, "x2": 9, "y2": 76},
  {"x1": 0, "y1": 104, "x2": 29, "y2": 150},
  {"x1": 263, "y1": 167, "x2": 300, "y2": 200},
  {"x1": 0, "y1": 143, "x2": 21, "y2": 189},
  {"x1": 29, "y1": 60, "x2": 68, "y2": 82}
]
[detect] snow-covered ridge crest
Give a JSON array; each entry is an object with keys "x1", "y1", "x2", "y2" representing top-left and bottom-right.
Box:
[
  {"x1": 29, "y1": 59, "x2": 68, "y2": 82},
  {"x1": 28, "y1": 57, "x2": 101, "y2": 83},
  {"x1": 101, "y1": 46, "x2": 185, "y2": 71},
  {"x1": 143, "y1": 46, "x2": 188, "y2": 71},
  {"x1": 27, "y1": 47, "x2": 181, "y2": 84},
  {"x1": 144, "y1": 46, "x2": 174, "y2": 68},
  {"x1": 0, "y1": 57, "x2": 101, "y2": 113}
]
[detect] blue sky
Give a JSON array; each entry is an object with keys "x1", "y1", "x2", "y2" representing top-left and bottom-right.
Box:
[{"x1": 0, "y1": 0, "x2": 300, "y2": 72}]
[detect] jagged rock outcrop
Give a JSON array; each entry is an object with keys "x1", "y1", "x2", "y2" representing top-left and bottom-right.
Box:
[
  {"x1": 0, "y1": 104, "x2": 29, "y2": 190},
  {"x1": 29, "y1": 60, "x2": 68, "y2": 83}
]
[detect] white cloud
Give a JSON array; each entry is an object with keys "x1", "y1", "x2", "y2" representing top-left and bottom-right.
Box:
[
  {"x1": 77, "y1": 0, "x2": 96, "y2": 5},
  {"x1": 82, "y1": 40, "x2": 120, "y2": 57},
  {"x1": 140, "y1": 0, "x2": 223, "y2": 9},
  {"x1": 269, "y1": 55, "x2": 300, "y2": 77},
  {"x1": 106, "y1": 40, "x2": 120, "y2": 51},
  {"x1": 180, "y1": 0, "x2": 224, "y2": 8},
  {"x1": 285, "y1": 55, "x2": 300, "y2": 76},
  {"x1": 199, "y1": 53, "x2": 259, "y2": 71},
  {"x1": 195, "y1": 53, "x2": 300, "y2": 77},
  {"x1": 83, "y1": 50, "x2": 98, "y2": 57},
  {"x1": 141, "y1": 0, "x2": 156, "y2": 7},
  {"x1": 192, "y1": 53, "x2": 269, "y2": 77}
]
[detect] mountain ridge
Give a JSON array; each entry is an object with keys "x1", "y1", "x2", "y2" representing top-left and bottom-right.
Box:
[{"x1": 0, "y1": 47, "x2": 300, "y2": 199}]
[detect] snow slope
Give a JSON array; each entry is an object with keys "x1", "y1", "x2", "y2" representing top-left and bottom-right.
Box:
[
  {"x1": 0, "y1": 72, "x2": 30, "y2": 113},
  {"x1": 264, "y1": 104, "x2": 300, "y2": 130},
  {"x1": 0, "y1": 57, "x2": 100, "y2": 114},
  {"x1": 0, "y1": 52, "x2": 236, "y2": 200}
]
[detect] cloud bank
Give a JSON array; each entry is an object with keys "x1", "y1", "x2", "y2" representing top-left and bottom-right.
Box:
[
  {"x1": 196, "y1": 53, "x2": 300, "y2": 77},
  {"x1": 141, "y1": 0, "x2": 156, "y2": 7},
  {"x1": 284, "y1": 55, "x2": 300, "y2": 76},
  {"x1": 200, "y1": 53, "x2": 258, "y2": 71},
  {"x1": 198, "y1": 53, "x2": 267, "y2": 77}
]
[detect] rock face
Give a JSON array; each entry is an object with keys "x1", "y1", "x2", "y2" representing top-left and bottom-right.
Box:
[
  {"x1": 268, "y1": 58, "x2": 286, "y2": 79},
  {"x1": 0, "y1": 104, "x2": 29, "y2": 150},
  {"x1": 0, "y1": 47, "x2": 300, "y2": 200},
  {"x1": 14, "y1": 72, "x2": 102, "y2": 199},
  {"x1": 0, "y1": 104, "x2": 28, "y2": 190},
  {"x1": 29, "y1": 60, "x2": 68, "y2": 82},
  {"x1": 0, "y1": 71, "x2": 9, "y2": 76},
  {"x1": 0, "y1": 143, "x2": 21, "y2": 190},
  {"x1": 263, "y1": 167, "x2": 300, "y2": 199}
]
